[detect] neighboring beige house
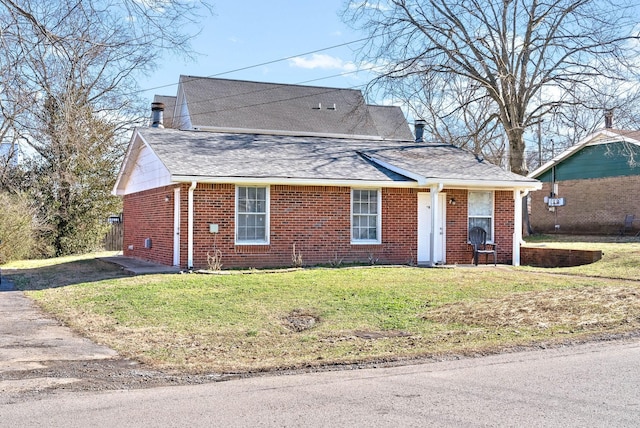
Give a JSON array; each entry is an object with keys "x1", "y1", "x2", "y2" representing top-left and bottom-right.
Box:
[{"x1": 528, "y1": 129, "x2": 640, "y2": 234}]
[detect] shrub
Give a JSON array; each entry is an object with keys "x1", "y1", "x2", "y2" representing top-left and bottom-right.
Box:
[{"x1": 0, "y1": 192, "x2": 38, "y2": 263}]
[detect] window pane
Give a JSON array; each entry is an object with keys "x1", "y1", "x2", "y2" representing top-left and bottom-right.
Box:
[
  {"x1": 352, "y1": 189, "x2": 379, "y2": 242},
  {"x1": 468, "y1": 191, "x2": 493, "y2": 216},
  {"x1": 237, "y1": 187, "x2": 268, "y2": 243},
  {"x1": 237, "y1": 228, "x2": 247, "y2": 240},
  {"x1": 469, "y1": 217, "x2": 492, "y2": 241}
]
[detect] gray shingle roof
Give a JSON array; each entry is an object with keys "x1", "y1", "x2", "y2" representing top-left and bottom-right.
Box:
[
  {"x1": 138, "y1": 128, "x2": 538, "y2": 186},
  {"x1": 176, "y1": 76, "x2": 413, "y2": 140}
]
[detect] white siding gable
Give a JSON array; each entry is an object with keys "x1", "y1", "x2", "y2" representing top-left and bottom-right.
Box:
[
  {"x1": 118, "y1": 136, "x2": 173, "y2": 195},
  {"x1": 174, "y1": 84, "x2": 192, "y2": 130}
]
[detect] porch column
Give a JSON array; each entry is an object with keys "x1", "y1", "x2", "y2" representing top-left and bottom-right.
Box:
[
  {"x1": 430, "y1": 183, "x2": 443, "y2": 267},
  {"x1": 513, "y1": 189, "x2": 529, "y2": 266}
]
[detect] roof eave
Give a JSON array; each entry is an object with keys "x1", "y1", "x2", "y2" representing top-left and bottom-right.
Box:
[
  {"x1": 434, "y1": 178, "x2": 542, "y2": 190},
  {"x1": 170, "y1": 175, "x2": 541, "y2": 190},
  {"x1": 359, "y1": 151, "x2": 540, "y2": 190},
  {"x1": 190, "y1": 126, "x2": 387, "y2": 141},
  {"x1": 112, "y1": 130, "x2": 142, "y2": 196},
  {"x1": 528, "y1": 129, "x2": 640, "y2": 178}
]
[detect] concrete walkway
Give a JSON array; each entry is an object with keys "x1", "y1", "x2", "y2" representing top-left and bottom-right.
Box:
[{"x1": 99, "y1": 256, "x2": 181, "y2": 275}]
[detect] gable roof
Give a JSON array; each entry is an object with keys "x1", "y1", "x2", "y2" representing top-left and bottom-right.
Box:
[
  {"x1": 113, "y1": 128, "x2": 540, "y2": 195},
  {"x1": 173, "y1": 76, "x2": 414, "y2": 140},
  {"x1": 529, "y1": 129, "x2": 640, "y2": 179}
]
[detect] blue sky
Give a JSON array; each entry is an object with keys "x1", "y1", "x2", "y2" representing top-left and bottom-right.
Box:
[{"x1": 141, "y1": 1, "x2": 374, "y2": 103}]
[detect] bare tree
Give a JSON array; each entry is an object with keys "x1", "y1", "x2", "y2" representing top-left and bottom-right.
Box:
[
  {"x1": 402, "y1": 74, "x2": 508, "y2": 165},
  {"x1": 344, "y1": 0, "x2": 640, "y2": 175},
  {"x1": 0, "y1": 0, "x2": 212, "y2": 255}
]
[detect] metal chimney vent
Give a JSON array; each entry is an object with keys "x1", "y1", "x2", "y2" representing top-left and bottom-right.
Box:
[
  {"x1": 604, "y1": 109, "x2": 613, "y2": 129},
  {"x1": 151, "y1": 102, "x2": 165, "y2": 128},
  {"x1": 414, "y1": 119, "x2": 426, "y2": 142}
]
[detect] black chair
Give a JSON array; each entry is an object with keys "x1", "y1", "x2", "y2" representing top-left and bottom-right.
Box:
[
  {"x1": 619, "y1": 214, "x2": 635, "y2": 236},
  {"x1": 469, "y1": 226, "x2": 497, "y2": 266}
]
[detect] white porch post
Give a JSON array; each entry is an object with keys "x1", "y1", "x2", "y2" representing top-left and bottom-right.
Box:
[
  {"x1": 512, "y1": 189, "x2": 529, "y2": 266},
  {"x1": 429, "y1": 183, "x2": 443, "y2": 266}
]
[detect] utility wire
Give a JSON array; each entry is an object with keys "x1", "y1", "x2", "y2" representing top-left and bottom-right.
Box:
[
  {"x1": 138, "y1": 35, "x2": 376, "y2": 95},
  {"x1": 160, "y1": 64, "x2": 383, "y2": 124}
]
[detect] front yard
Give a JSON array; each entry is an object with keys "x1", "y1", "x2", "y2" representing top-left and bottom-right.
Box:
[{"x1": 4, "y1": 236, "x2": 640, "y2": 374}]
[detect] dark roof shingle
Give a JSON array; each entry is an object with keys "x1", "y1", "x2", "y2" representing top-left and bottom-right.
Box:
[
  {"x1": 176, "y1": 76, "x2": 413, "y2": 140},
  {"x1": 139, "y1": 128, "x2": 538, "y2": 186}
]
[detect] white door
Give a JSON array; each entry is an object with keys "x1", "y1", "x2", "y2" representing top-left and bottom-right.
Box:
[
  {"x1": 417, "y1": 192, "x2": 446, "y2": 265},
  {"x1": 173, "y1": 188, "x2": 181, "y2": 266}
]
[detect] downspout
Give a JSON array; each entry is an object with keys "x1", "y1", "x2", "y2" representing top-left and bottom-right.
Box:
[
  {"x1": 430, "y1": 183, "x2": 444, "y2": 267},
  {"x1": 512, "y1": 189, "x2": 530, "y2": 266},
  {"x1": 188, "y1": 181, "x2": 197, "y2": 269}
]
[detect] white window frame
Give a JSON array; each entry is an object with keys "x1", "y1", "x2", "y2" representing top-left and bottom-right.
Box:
[
  {"x1": 468, "y1": 190, "x2": 494, "y2": 243},
  {"x1": 351, "y1": 188, "x2": 382, "y2": 244},
  {"x1": 235, "y1": 185, "x2": 270, "y2": 245}
]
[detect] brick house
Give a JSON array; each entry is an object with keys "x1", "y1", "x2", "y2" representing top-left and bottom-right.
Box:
[
  {"x1": 113, "y1": 76, "x2": 540, "y2": 269},
  {"x1": 528, "y1": 129, "x2": 640, "y2": 234}
]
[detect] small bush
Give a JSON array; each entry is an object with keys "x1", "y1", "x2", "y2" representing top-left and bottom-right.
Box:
[{"x1": 0, "y1": 192, "x2": 38, "y2": 263}]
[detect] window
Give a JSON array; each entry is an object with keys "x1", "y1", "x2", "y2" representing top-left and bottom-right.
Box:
[
  {"x1": 468, "y1": 191, "x2": 494, "y2": 242},
  {"x1": 352, "y1": 189, "x2": 381, "y2": 243},
  {"x1": 236, "y1": 186, "x2": 269, "y2": 244}
]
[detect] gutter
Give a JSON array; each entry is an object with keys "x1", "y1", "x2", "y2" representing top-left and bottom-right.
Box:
[
  {"x1": 188, "y1": 181, "x2": 197, "y2": 269},
  {"x1": 170, "y1": 175, "x2": 542, "y2": 191}
]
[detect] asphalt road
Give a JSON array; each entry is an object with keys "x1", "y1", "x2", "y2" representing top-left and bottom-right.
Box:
[{"x1": 1, "y1": 338, "x2": 639, "y2": 427}]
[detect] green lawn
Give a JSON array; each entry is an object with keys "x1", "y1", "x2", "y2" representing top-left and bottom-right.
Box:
[{"x1": 4, "y1": 238, "x2": 640, "y2": 374}]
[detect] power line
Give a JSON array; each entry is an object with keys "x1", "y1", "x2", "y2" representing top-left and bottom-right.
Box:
[
  {"x1": 138, "y1": 35, "x2": 375, "y2": 95},
  {"x1": 160, "y1": 64, "x2": 383, "y2": 125}
]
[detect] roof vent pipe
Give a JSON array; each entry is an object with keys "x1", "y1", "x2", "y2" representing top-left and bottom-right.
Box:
[
  {"x1": 414, "y1": 119, "x2": 426, "y2": 142},
  {"x1": 604, "y1": 109, "x2": 613, "y2": 129},
  {"x1": 151, "y1": 102, "x2": 165, "y2": 128}
]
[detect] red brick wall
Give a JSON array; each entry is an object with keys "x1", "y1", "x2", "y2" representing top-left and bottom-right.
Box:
[
  {"x1": 530, "y1": 176, "x2": 640, "y2": 234},
  {"x1": 123, "y1": 185, "x2": 178, "y2": 265},
  {"x1": 521, "y1": 247, "x2": 602, "y2": 267},
  {"x1": 191, "y1": 185, "x2": 418, "y2": 268},
  {"x1": 495, "y1": 190, "x2": 515, "y2": 264},
  {"x1": 443, "y1": 189, "x2": 471, "y2": 264},
  {"x1": 123, "y1": 184, "x2": 516, "y2": 269}
]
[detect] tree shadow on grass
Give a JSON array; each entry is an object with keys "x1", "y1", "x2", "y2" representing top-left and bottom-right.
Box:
[{"x1": 2, "y1": 258, "x2": 133, "y2": 291}]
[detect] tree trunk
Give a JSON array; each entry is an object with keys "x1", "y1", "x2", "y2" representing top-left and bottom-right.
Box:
[{"x1": 507, "y1": 127, "x2": 527, "y2": 175}]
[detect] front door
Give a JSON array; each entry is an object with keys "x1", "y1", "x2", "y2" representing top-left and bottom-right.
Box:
[{"x1": 417, "y1": 192, "x2": 446, "y2": 265}]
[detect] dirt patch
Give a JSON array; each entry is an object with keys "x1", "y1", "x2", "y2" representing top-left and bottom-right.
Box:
[
  {"x1": 423, "y1": 286, "x2": 640, "y2": 330},
  {"x1": 0, "y1": 359, "x2": 229, "y2": 403},
  {"x1": 283, "y1": 309, "x2": 320, "y2": 332},
  {"x1": 353, "y1": 331, "x2": 412, "y2": 339}
]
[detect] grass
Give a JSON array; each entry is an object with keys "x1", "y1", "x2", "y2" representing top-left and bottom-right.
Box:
[{"x1": 3, "y1": 238, "x2": 640, "y2": 374}]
